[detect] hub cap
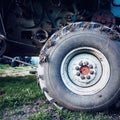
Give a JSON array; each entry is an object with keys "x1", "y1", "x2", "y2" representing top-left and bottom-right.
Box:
[{"x1": 61, "y1": 47, "x2": 110, "y2": 95}]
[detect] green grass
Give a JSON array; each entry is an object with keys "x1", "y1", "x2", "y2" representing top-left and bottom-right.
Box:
[
  {"x1": 28, "y1": 111, "x2": 51, "y2": 120},
  {"x1": 55, "y1": 110, "x2": 110, "y2": 120},
  {"x1": 0, "y1": 75, "x2": 45, "y2": 111},
  {"x1": 0, "y1": 64, "x2": 45, "y2": 119},
  {"x1": 0, "y1": 64, "x2": 120, "y2": 120},
  {"x1": 28, "y1": 107, "x2": 112, "y2": 120},
  {"x1": 0, "y1": 64, "x2": 32, "y2": 75}
]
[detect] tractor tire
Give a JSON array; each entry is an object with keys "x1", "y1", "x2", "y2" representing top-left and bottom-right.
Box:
[{"x1": 38, "y1": 22, "x2": 120, "y2": 111}]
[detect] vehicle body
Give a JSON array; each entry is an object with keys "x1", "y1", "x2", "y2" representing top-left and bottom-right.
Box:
[{"x1": 1, "y1": 0, "x2": 120, "y2": 111}]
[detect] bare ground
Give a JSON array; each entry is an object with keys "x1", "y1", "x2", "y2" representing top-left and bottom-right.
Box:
[
  {"x1": 1, "y1": 67, "x2": 120, "y2": 120},
  {"x1": 0, "y1": 71, "x2": 30, "y2": 77},
  {"x1": 2, "y1": 99, "x2": 46, "y2": 120}
]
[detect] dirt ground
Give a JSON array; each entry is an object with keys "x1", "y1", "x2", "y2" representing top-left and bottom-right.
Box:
[
  {"x1": 0, "y1": 71, "x2": 30, "y2": 77},
  {"x1": 1, "y1": 67, "x2": 120, "y2": 120}
]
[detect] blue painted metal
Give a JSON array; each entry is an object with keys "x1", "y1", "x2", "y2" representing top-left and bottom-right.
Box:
[
  {"x1": 111, "y1": 0, "x2": 120, "y2": 18},
  {"x1": 112, "y1": 0, "x2": 120, "y2": 5}
]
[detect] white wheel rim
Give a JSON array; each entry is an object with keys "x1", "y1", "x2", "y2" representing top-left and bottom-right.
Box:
[{"x1": 61, "y1": 47, "x2": 110, "y2": 95}]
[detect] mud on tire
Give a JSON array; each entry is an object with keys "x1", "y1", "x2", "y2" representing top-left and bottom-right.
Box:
[{"x1": 38, "y1": 22, "x2": 120, "y2": 111}]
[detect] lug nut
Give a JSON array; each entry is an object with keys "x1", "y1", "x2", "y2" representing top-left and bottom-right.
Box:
[
  {"x1": 76, "y1": 72, "x2": 80, "y2": 76},
  {"x1": 90, "y1": 71, "x2": 94, "y2": 74},
  {"x1": 86, "y1": 75, "x2": 90, "y2": 79},
  {"x1": 79, "y1": 61, "x2": 83, "y2": 66},
  {"x1": 89, "y1": 64, "x2": 93, "y2": 69},
  {"x1": 84, "y1": 61, "x2": 89, "y2": 65},
  {"x1": 75, "y1": 66, "x2": 80, "y2": 70},
  {"x1": 81, "y1": 76, "x2": 85, "y2": 80}
]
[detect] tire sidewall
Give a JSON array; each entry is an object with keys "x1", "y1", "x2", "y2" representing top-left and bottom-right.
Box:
[{"x1": 44, "y1": 31, "x2": 120, "y2": 111}]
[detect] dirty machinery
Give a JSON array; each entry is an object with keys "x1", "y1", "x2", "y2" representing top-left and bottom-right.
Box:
[{"x1": 1, "y1": 0, "x2": 120, "y2": 111}]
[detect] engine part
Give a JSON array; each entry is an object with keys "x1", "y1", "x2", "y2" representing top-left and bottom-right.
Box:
[
  {"x1": 32, "y1": 29, "x2": 48, "y2": 45},
  {"x1": 64, "y1": 12, "x2": 76, "y2": 23},
  {"x1": 92, "y1": 10, "x2": 116, "y2": 27},
  {"x1": 55, "y1": 17, "x2": 67, "y2": 29},
  {"x1": 11, "y1": 0, "x2": 43, "y2": 28},
  {"x1": 49, "y1": 0, "x2": 62, "y2": 6},
  {"x1": 3, "y1": 55, "x2": 36, "y2": 67},
  {"x1": 0, "y1": 35, "x2": 6, "y2": 56},
  {"x1": 41, "y1": 20, "x2": 53, "y2": 33}
]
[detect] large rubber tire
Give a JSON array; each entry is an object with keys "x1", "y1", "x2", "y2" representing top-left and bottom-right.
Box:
[{"x1": 38, "y1": 22, "x2": 120, "y2": 111}]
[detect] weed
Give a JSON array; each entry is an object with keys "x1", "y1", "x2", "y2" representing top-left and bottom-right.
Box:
[{"x1": 28, "y1": 111, "x2": 51, "y2": 120}]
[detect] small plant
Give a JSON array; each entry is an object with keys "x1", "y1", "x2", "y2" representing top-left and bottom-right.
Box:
[
  {"x1": 13, "y1": 110, "x2": 25, "y2": 115},
  {"x1": 28, "y1": 111, "x2": 51, "y2": 120}
]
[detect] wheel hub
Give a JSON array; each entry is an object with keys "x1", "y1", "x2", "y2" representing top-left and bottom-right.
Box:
[
  {"x1": 80, "y1": 65, "x2": 90, "y2": 76},
  {"x1": 75, "y1": 60, "x2": 97, "y2": 82},
  {"x1": 68, "y1": 56, "x2": 100, "y2": 86},
  {"x1": 61, "y1": 47, "x2": 110, "y2": 95}
]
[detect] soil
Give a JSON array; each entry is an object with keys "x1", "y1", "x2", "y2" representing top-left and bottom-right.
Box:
[
  {"x1": 0, "y1": 68, "x2": 61, "y2": 120},
  {"x1": 1, "y1": 99, "x2": 63, "y2": 120},
  {"x1": 0, "y1": 71, "x2": 30, "y2": 77},
  {"x1": 1, "y1": 68, "x2": 120, "y2": 120},
  {"x1": 2, "y1": 99, "x2": 46, "y2": 120}
]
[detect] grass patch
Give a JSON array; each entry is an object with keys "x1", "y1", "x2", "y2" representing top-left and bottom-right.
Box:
[
  {"x1": 0, "y1": 64, "x2": 120, "y2": 120},
  {"x1": 53, "y1": 109, "x2": 111, "y2": 120},
  {"x1": 0, "y1": 75, "x2": 45, "y2": 111},
  {"x1": 28, "y1": 108, "x2": 111, "y2": 120},
  {"x1": 28, "y1": 111, "x2": 51, "y2": 120},
  {"x1": 0, "y1": 64, "x2": 32, "y2": 75}
]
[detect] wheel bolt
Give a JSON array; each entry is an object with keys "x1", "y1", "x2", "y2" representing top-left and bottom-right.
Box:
[
  {"x1": 89, "y1": 64, "x2": 93, "y2": 69},
  {"x1": 84, "y1": 61, "x2": 89, "y2": 65},
  {"x1": 75, "y1": 66, "x2": 80, "y2": 70},
  {"x1": 90, "y1": 71, "x2": 94, "y2": 74},
  {"x1": 79, "y1": 61, "x2": 83, "y2": 66},
  {"x1": 81, "y1": 76, "x2": 85, "y2": 80},
  {"x1": 86, "y1": 75, "x2": 90, "y2": 79},
  {"x1": 76, "y1": 72, "x2": 80, "y2": 76}
]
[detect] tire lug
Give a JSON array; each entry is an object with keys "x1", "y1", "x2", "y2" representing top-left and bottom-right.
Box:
[
  {"x1": 43, "y1": 87, "x2": 49, "y2": 93},
  {"x1": 39, "y1": 75, "x2": 43, "y2": 80},
  {"x1": 50, "y1": 99, "x2": 56, "y2": 103}
]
